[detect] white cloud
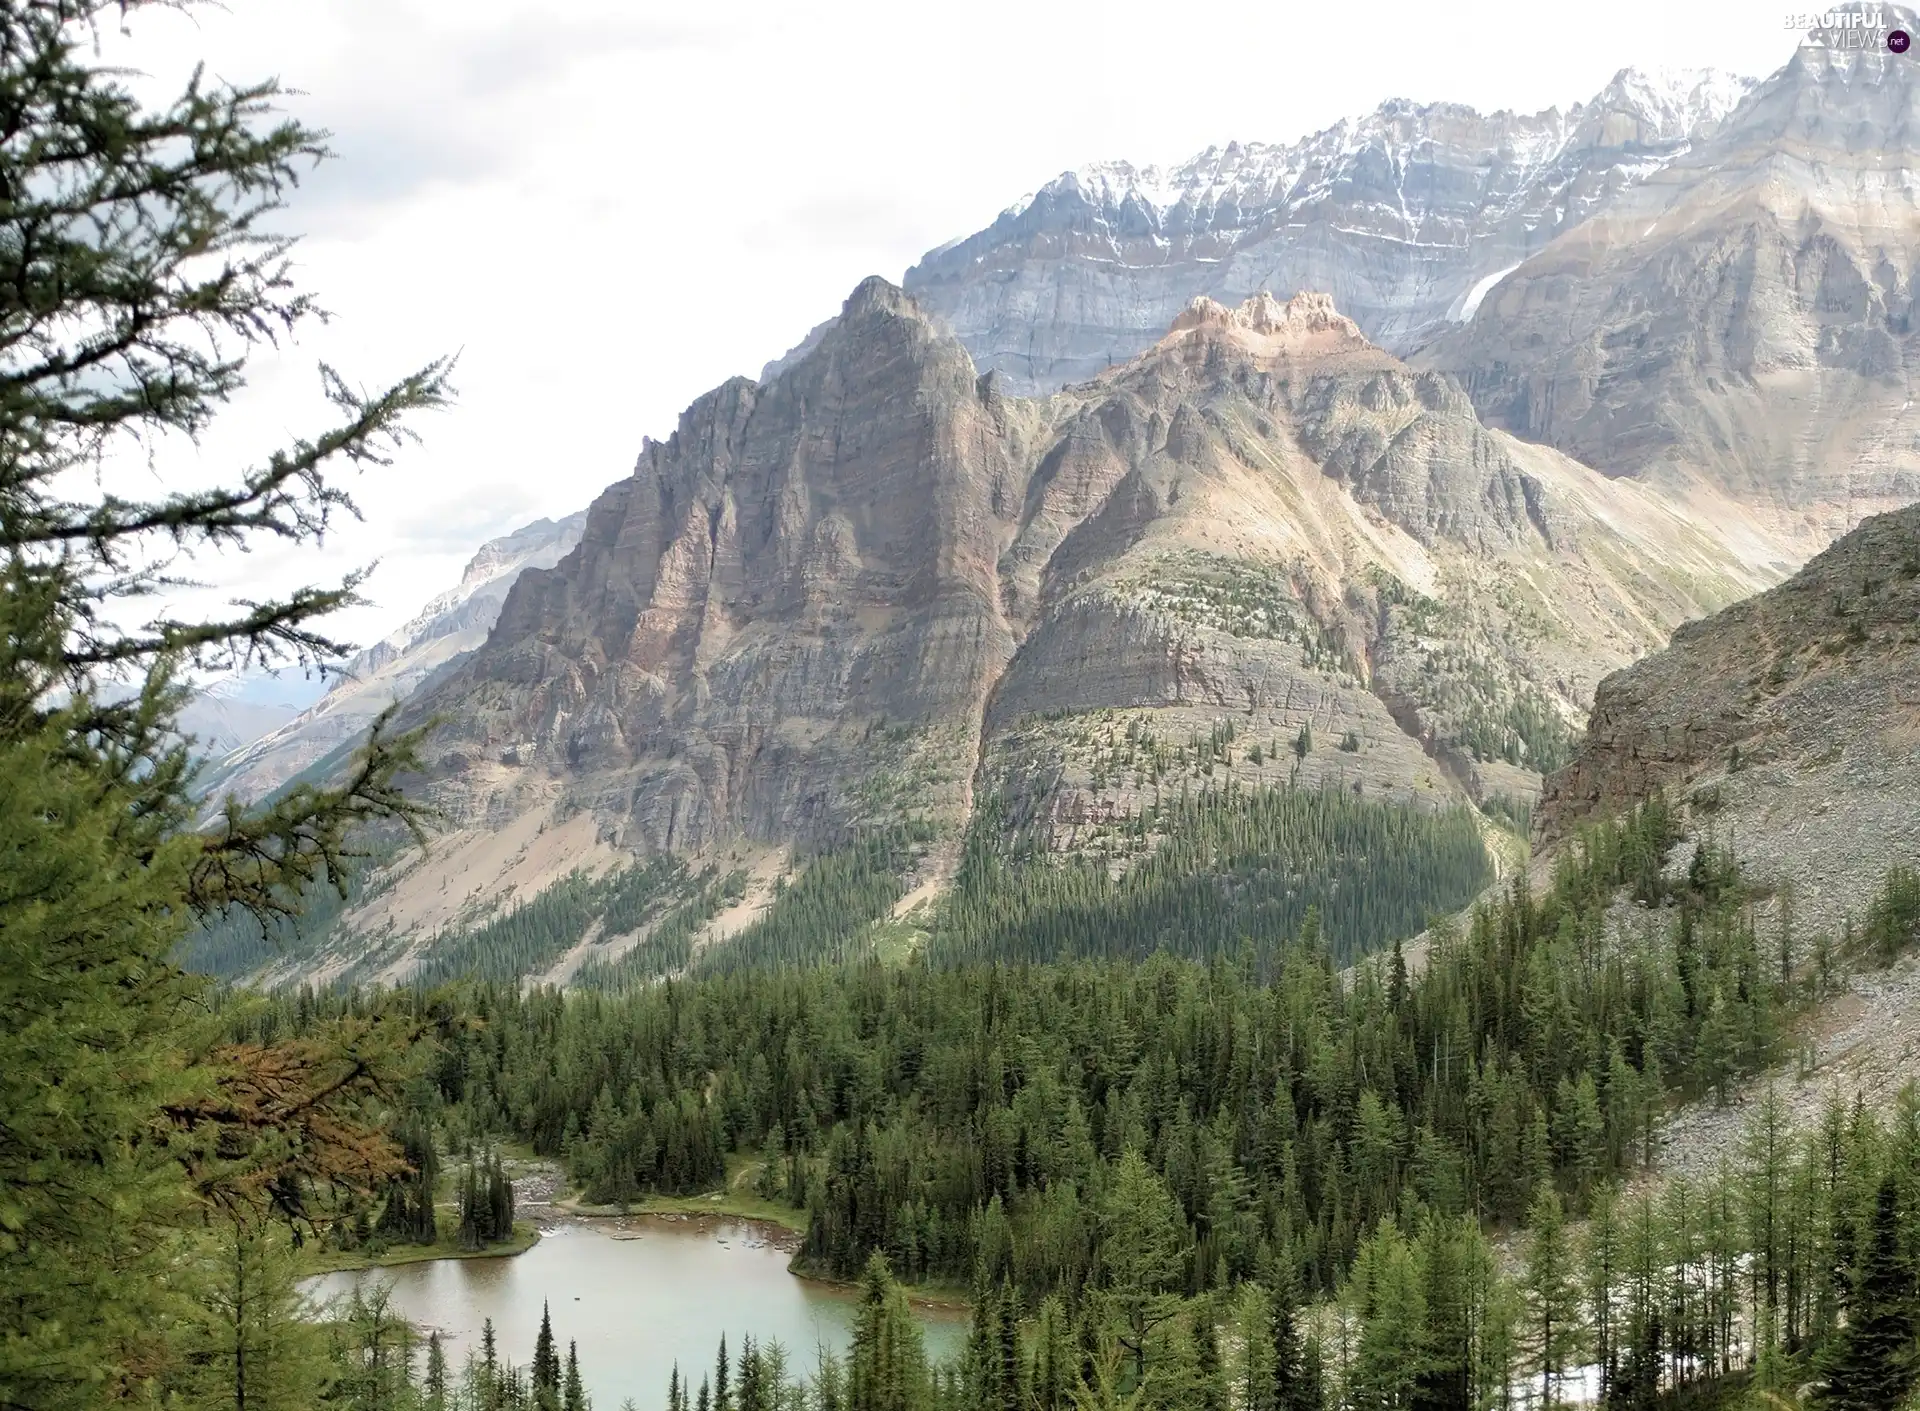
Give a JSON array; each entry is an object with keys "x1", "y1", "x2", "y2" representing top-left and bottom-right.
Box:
[{"x1": 85, "y1": 0, "x2": 1807, "y2": 653}]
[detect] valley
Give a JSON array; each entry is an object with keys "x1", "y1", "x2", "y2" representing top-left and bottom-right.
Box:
[{"x1": 11, "y1": 8, "x2": 1920, "y2": 1411}]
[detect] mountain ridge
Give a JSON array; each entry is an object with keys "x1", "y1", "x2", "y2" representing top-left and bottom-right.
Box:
[
  {"x1": 200, "y1": 510, "x2": 587, "y2": 804},
  {"x1": 902, "y1": 65, "x2": 1757, "y2": 392},
  {"x1": 311, "y1": 277, "x2": 1788, "y2": 981}
]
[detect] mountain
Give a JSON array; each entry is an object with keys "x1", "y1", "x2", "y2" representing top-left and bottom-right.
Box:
[
  {"x1": 199, "y1": 511, "x2": 587, "y2": 803},
  {"x1": 172, "y1": 670, "x2": 330, "y2": 760},
  {"x1": 1417, "y1": 18, "x2": 1920, "y2": 551},
  {"x1": 900, "y1": 19, "x2": 1920, "y2": 547},
  {"x1": 1538, "y1": 503, "x2": 1920, "y2": 935},
  {"x1": 903, "y1": 67, "x2": 1755, "y2": 393},
  {"x1": 342, "y1": 277, "x2": 1784, "y2": 973}
]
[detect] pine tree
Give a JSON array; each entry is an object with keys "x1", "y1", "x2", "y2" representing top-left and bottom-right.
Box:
[
  {"x1": 996, "y1": 1283, "x2": 1021, "y2": 1411},
  {"x1": 1193, "y1": 1305, "x2": 1227, "y2": 1411},
  {"x1": 0, "y1": 6, "x2": 447, "y2": 1401},
  {"x1": 1348, "y1": 1218, "x2": 1426, "y2": 1411},
  {"x1": 534, "y1": 1302, "x2": 561, "y2": 1407},
  {"x1": 1271, "y1": 1269, "x2": 1317, "y2": 1411},
  {"x1": 847, "y1": 1253, "x2": 931, "y2": 1411},
  {"x1": 1818, "y1": 1176, "x2": 1916, "y2": 1411},
  {"x1": 182, "y1": 1217, "x2": 332, "y2": 1411},
  {"x1": 1522, "y1": 1188, "x2": 1582, "y2": 1410},
  {"x1": 1099, "y1": 1150, "x2": 1187, "y2": 1384},
  {"x1": 428, "y1": 1333, "x2": 450, "y2": 1411}
]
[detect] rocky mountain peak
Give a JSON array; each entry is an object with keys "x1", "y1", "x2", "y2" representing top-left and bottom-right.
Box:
[
  {"x1": 841, "y1": 273, "x2": 920, "y2": 322},
  {"x1": 903, "y1": 65, "x2": 1756, "y2": 395},
  {"x1": 1169, "y1": 290, "x2": 1351, "y2": 337},
  {"x1": 387, "y1": 254, "x2": 1779, "y2": 891},
  {"x1": 1416, "y1": 8, "x2": 1920, "y2": 549},
  {"x1": 1581, "y1": 67, "x2": 1756, "y2": 146}
]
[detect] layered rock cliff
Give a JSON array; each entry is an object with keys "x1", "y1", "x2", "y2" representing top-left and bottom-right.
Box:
[
  {"x1": 407, "y1": 282, "x2": 1776, "y2": 868},
  {"x1": 1421, "y1": 16, "x2": 1920, "y2": 549},
  {"x1": 903, "y1": 68, "x2": 1754, "y2": 392}
]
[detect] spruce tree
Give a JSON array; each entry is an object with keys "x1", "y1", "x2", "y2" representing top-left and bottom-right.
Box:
[
  {"x1": 428, "y1": 1333, "x2": 450, "y2": 1411},
  {"x1": 1271, "y1": 1268, "x2": 1317, "y2": 1411},
  {"x1": 1819, "y1": 1176, "x2": 1916, "y2": 1411},
  {"x1": 847, "y1": 1253, "x2": 931, "y2": 1411},
  {"x1": 1192, "y1": 1305, "x2": 1227, "y2": 1411},
  {"x1": 534, "y1": 1302, "x2": 561, "y2": 1406}
]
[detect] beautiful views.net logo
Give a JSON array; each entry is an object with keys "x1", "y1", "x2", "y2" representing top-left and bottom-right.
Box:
[{"x1": 1786, "y1": 9, "x2": 1913, "y2": 49}]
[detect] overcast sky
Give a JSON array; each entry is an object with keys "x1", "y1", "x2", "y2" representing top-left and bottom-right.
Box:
[{"x1": 103, "y1": 0, "x2": 1810, "y2": 659}]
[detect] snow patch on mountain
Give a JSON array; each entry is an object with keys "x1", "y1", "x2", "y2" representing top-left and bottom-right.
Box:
[{"x1": 1450, "y1": 263, "x2": 1522, "y2": 323}]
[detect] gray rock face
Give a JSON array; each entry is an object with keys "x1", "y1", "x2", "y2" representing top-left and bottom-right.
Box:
[
  {"x1": 415, "y1": 283, "x2": 1773, "y2": 857},
  {"x1": 902, "y1": 68, "x2": 1754, "y2": 393},
  {"x1": 1421, "y1": 19, "x2": 1920, "y2": 545}
]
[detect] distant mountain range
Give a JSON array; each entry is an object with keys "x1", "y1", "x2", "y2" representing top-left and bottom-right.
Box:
[
  {"x1": 198, "y1": 512, "x2": 586, "y2": 803},
  {"x1": 904, "y1": 67, "x2": 1755, "y2": 388},
  {"x1": 202, "y1": 8, "x2": 1920, "y2": 985},
  {"x1": 905, "y1": 25, "x2": 1920, "y2": 552}
]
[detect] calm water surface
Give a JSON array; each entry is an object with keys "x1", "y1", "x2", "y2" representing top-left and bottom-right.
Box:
[{"x1": 306, "y1": 1217, "x2": 965, "y2": 1411}]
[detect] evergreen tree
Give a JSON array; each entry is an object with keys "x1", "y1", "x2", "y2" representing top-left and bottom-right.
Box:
[
  {"x1": 1522, "y1": 1188, "x2": 1582, "y2": 1410},
  {"x1": 1348, "y1": 1219, "x2": 1426, "y2": 1411},
  {"x1": 1099, "y1": 1151, "x2": 1188, "y2": 1384},
  {"x1": 428, "y1": 1333, "x2": 450, "y2": 1411},
  {"x1": 1818, "y1": 1176, "x2": 1916, "y2": 1411},
  {"x1": 0, "y1": 2, "x2": 446, "y2": 1403},
  {"x1": 1271, "y1": 1269, "x2": 1318, "y2": 1411},
  {"x1": 534, "y1": 1301, "x2": 561, "y2": 1407},
  {"x1": 847, "y1": 1253, "x2": 932, "y2": 1411},
  {"x1": 1192, "y1": 1305, "x2": 1227, "y2": 1411},
  {"x1": 181, "y1": 1217, "x2": 332, "y2": 1411}
]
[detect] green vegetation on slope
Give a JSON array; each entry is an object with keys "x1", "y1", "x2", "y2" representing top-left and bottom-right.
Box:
[
  {"x1": 413, "y1": 857, "x2": 691, "y2": 986},
  {"x1": 692, "y1": 828, "x2": 935, "y2": 976},
  {"x1": 932, "y1": 784, "x2": 1492, "y2": 968}
]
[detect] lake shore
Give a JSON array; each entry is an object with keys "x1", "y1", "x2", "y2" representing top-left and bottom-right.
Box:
[{"x1": 298, "y1": 1220, "x2": 541, "y2": 1277}]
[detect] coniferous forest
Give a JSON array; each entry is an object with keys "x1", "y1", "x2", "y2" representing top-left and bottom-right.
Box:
[{"x1": 224, "y1": 800, "x2": 1920, "y2": 1411}]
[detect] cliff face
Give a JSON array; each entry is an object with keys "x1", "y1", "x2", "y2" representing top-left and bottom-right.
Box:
[
  {"x1": 412, "y1": 281, "x2": 1776, "y2": 861},
  {"x1": 433, "y1": 278, "x2": 1037, "y2": 853},
  {"x1": 903, "y1": 69, "x2": 1753, "y2": 394},
  {"x1": 1421, "y1": 24, "x2": 1920, "y2": 549},
  {"x1": 1538, "y1": 505, "x2": 1920, "y2": 929}
]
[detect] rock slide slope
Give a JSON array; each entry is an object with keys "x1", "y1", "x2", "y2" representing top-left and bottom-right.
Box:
[{"x1": 1539, "y1": 502, "x2": 1920, "y2": 937}]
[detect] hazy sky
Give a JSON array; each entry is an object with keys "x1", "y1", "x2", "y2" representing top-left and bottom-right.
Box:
[{"x1": 103, "y1": 0, "x2": 1812, "y2": 656}]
